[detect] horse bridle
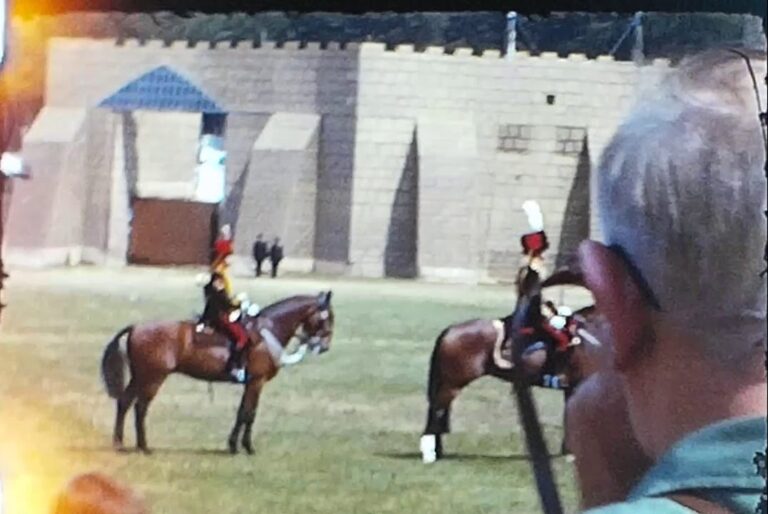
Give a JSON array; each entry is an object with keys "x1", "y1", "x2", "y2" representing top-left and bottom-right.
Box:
[{"x1": 296, "y1": 306, "x2": 333, "y2": 353}]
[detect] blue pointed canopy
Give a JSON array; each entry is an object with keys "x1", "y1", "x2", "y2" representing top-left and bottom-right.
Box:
[{"x1": 99, "y1": 65, "x2": 225, "y2": 113}]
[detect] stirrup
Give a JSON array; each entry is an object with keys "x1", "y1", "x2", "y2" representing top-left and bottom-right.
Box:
[
  {"x1": 541, "y1": 374, "x2": 568, "y2": 390},
  {"x1": 230, "y1": 368, "x2": 247, "y2": 384}
]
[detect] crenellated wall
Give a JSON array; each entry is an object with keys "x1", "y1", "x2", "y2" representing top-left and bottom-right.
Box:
[{"x1": 8, "y1": 37, "x2": 671, "y2": 282}]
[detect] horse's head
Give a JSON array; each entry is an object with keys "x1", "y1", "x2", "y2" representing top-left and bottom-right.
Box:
[{"x1": 300, "y1": 291, "x2": 335, "y2": 355}]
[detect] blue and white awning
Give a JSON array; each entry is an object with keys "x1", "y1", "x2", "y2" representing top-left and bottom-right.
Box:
[{"x1": 99, "y1": 65, "x2": 225, "y2": 113}]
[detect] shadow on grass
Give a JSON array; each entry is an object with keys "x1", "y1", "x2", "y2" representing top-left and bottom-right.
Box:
[
  {"x1": 66, "y1": 445, "x2": 233, "y2": 457},
  {"x1": 375, "y1": 451, "x2": 572, "y2": 463}
]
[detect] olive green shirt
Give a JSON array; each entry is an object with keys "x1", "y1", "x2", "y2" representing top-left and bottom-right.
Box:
[{"x1": 585, "y1": 416, "x2": 767, "y2": 514}]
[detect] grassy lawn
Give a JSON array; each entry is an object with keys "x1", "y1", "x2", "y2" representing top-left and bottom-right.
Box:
[{"x1": 0, "y1": 267, "x2": 581, "y2": 514}]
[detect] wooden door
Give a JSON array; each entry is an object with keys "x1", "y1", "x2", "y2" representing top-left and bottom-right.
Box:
[{"x1": 128, "y1": 198, "x2": 217, "y2": 266}]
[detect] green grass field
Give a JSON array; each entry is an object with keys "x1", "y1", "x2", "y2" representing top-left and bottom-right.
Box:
[{"x1": 0, "y1": 267, "x2": 580, "y2": 514}]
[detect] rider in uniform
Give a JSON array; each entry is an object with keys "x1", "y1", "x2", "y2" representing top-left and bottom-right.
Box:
[
  {"x1": 507, "y1": 201, "x2": 578, "y2": 389},
  {"x1": 211, "y1": 224, "x2": 234, "y2": 297},
  {"x1": 201, "y1": 272, "x2": 249, "y2": 383}
]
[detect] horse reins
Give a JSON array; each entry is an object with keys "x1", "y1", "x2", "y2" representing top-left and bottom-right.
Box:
[{"x1": 511, "y1": 266, "x2": 565, "y2": 514}]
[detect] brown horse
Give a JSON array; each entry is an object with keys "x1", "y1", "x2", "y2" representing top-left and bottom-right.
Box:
[
  {"x1": 420, "y1": 269, "x2": 603, "y2": 462},
  {"x1": 100, "y1": 291, "x2": 334, "y2": 455}
]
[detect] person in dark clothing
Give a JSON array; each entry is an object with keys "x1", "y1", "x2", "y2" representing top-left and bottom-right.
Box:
[
  {"x1": 269, "y1": 238, "x2": 284, "y2": 278},
  {"x1": 252, "y1": 234, "x2": 268, "y2": 277},
  {"x1": 201, "y1": 272, "x2": 249, "y2": 382}
]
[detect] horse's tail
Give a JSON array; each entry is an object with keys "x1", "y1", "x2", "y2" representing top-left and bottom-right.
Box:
[
  {"x1": 101, "y1": 326, "x2": 132, "y2": 399},
  {"x1": 427, "y1": 327, "x2": 450, "y2": 404}
]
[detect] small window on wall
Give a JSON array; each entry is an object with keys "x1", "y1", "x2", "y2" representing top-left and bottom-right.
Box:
[
  {"x1": 202, "y1": 113, "x2": 227, "y2": 136},
  {"x1": 556, "y1": 126, "x2": 586, "y2": 155},
  {"x1": 498, "y1": 124, "x2": 532, "y2": 153}
]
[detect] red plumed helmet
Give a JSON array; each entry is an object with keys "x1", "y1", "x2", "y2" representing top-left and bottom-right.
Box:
[{"x1": 521, "y1": 231, "x2": 549, "y2": 257}]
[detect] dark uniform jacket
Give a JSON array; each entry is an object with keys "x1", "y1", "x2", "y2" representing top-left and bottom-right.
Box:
[
  {"x1": 202, "y1": 283, "x2": 237, "y2": 327},
  {"x1": 253, "y1": 241, "x2": 268, "y2": 261},
  {"x1": 270, "y1": 244, "x2": 284, "y2": 263}
]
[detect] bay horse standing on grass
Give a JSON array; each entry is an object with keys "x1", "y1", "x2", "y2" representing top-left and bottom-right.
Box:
[
  {"x1": 100, "y1": 292, "x2": 334, "y2": 455},
  {"x1": 420, "y1": 267, "x2": 602, "y2": 462},
  {"x1": 420, "y1": 200, "x2": 605, "y2": 463}
]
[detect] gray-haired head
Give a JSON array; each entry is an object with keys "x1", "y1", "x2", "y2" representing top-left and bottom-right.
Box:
[{"x1": 597, "y1": 49, "x2": 767, "y2": 362}]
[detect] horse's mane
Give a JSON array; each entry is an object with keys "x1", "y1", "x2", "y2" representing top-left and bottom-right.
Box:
[{"x1": 259, "y1": 295, "x2": 317, "y2": 318}]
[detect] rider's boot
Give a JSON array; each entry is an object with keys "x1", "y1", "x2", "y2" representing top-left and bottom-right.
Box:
[{"x1": 225, "y1": 343, "x2": 247, "y2": 383}]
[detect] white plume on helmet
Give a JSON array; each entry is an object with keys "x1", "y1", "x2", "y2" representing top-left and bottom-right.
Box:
[
  {"x1": 195, "y1": 273, "x2": 210, "y2": 286},
  {"x1": 522, "y1": 200, "x2": 544, "y2": 232}
]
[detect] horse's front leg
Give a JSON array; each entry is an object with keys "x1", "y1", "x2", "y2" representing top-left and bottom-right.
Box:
[{"x1": 228, "y1": 379, "x2": 264, "y2": 455}]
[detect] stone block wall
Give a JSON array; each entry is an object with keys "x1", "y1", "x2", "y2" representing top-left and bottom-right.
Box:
[
  {"x1": 106, "y1": 112, "x2": 131, "y2": 266},
  {"x1": 81, "y1": 109, "x2": 116, "y2": 263},
  {"x1": 353, "y1": 44, "x2": 669, "y2": 280},
  {"x1": 348, "y1": 116, "x2": 416, "y2": 278},
  {"x1": 8, "y1": 37, "x2": 672, "y2": 282},
  {"x1": 5, "y1": 107, "x2": 88, "y2": 266},
  {"x1": 414, "y1": 114, "x2": 488, "y2": 282},
  {"x1": 132, "y1": 110, "x2": 201, "y2": 199},
  {"x1": 232, "y1": 112, "x2": 320, "y2": 274},
  {"x1": 223, "y1": 113, "x2": 270, "y2": 191},
  {"x1": 314, "y1": 115, "x2": 356, "y2": 272}
]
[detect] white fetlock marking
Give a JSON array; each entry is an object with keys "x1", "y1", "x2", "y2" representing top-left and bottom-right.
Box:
[{"x1": 420, "y1": 435, "x2": 437, "y2": 464}]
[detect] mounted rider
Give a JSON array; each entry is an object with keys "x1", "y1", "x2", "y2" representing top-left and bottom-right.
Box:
[
  {"x1": 211, "y1": 224, "x2": 234, "y2": 297},
  {"x1": 201, "y1": 271, "x2": 250, "y2": 383},
  {"x1": 500, "y1": 200, "x2": 580, "y2": 389}
]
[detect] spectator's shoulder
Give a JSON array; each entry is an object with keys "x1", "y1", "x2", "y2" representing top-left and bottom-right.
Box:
[{"x1": 585, "y1": 498, "x2": 691, "y2": 514}]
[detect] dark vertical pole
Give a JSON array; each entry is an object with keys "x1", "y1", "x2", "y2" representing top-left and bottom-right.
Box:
[{"x1": 514, "y1": 382, "x2": 564, "y2": 514}]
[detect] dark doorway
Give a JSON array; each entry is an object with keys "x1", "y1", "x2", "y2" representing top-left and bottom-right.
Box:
[
  {"x1": 128, "y1": 198, "x2": 217, "y2": 265},
  {"x1": 202, "y1": 113, "x2": 227, "y2": 136}
]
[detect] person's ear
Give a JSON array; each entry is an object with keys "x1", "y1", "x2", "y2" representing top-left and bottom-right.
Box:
[{"x1": 578, "y1": 240, "x2": 654, "y2": 371}]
